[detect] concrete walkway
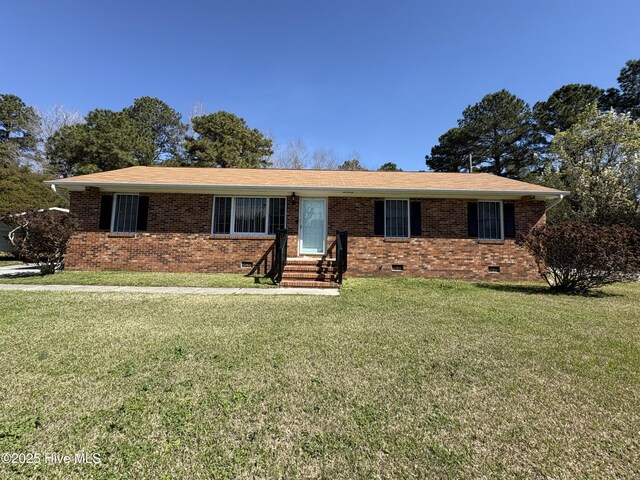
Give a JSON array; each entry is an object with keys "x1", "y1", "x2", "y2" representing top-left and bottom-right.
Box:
[
  {"x1": 0, "y1": 263, "x2": 41, "y2": 278},
  {"x1": 0, "y1": 284, "x2": 339, "y2": 296}
]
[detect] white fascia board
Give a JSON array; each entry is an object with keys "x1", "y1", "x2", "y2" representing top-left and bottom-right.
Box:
[{"x1": 45, "y1": 181, "x2": 570, "y2": 200}]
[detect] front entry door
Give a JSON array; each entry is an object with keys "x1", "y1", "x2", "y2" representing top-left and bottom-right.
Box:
[{"x1": 299, "y1": 198, "x2": 327, "y2": 255}]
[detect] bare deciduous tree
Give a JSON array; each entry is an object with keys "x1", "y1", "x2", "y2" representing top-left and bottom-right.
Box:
[
  {"x1": 272, "y1": 137, "x2": 308, "y2": 169},
  {"x1": 37, "y1": 105, "x2": 83, "y2": 173},
  {"x1": 188, "y1": 101, "x2": 207, "y2": 121},
  {"x1": 270, "y1": 137, "x2": 361, "y2": 170},
  {"x1": 186, "y1": 101, "x2": 207, "y2": 136},
  {"x1": 311, "y1": 147, "x2": 340, "y2": 170},
  {"x1": 37, "y1": 104, "x2": 83, "y2": 140},
  {"x1": 262, "y1": 128, "x2": 278, "y2": 166}
]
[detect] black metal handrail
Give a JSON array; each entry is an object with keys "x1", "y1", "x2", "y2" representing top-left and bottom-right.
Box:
[
  {"x1": 274, "y1": 228, "x2": 288, "y2": 283},
  {"x1": 246, "y1": 242, "x2": 276, "y2": 278},
  {"x1": 335, "y1": 230, "x2": 348, "y2": 284}
]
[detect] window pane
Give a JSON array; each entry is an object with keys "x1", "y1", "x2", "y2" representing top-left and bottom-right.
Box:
[
  {"x1": 112, "y1": 194, "x2": 139, "y2": 233},
  {"x1": 234, "y1": 198, "x2": 267, "y2": 233},
  {"x1": 385, "y1": 200, "x2": 409, "y2": 238},
  {"x1": 478, "y1": 201, "x2": 502, "y2": 240},
  {"x1": 482, "y1": 202, "x2": 488, "y2": 239},
  {"x1": 213, "y1": 197, "x2": 232, "y2": 234},
  {"x1": 479, "y1": 202, "x2": 487, "y2": 239},
  {"x1": 268, "y1": 198, "x2": 286, "y2": 234}
]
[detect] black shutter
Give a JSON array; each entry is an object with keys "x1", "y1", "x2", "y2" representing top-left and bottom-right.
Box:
[
  {"x1": 410, "y1": 201, "x2": 422, "y2": 236},
  {"x1": 374, "y1": 201, "x2": 384, "y2": 235},
  {"x1": 467, "y1": 202, "x2": 478, "y2": 237},
  {"x1": 136, "y1": 196, "x2": 149, "y2": 231},
  {"x1": 99, "y1": 195, "x2": 113, "y2": 230},
  {"x1": 504, "y1": 203, "x2": 516, "y2": 238}
]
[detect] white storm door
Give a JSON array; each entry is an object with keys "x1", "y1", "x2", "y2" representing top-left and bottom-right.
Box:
[{"x1": 299, "y1": 198, "x2": 327, "y2": 254}]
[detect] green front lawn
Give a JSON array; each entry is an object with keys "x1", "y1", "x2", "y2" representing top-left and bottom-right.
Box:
[
  {"x1": 0, "y1": 270, "x2": 275, "y2": 288},
  {"x1": 0, "y1": 278, "x2": 639, "y2": 478}
]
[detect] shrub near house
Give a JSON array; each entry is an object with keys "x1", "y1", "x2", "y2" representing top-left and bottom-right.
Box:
[
  {"x1": 0, "y1": 209, "x2": 76, "y2": 274},
  {"x1": 519, "y1": 221, "x2": 640, "y2": 292}
]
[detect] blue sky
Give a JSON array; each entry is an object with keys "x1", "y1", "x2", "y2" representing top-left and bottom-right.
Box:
[{"x1": 4, "y1": 0, "x2": 640, "y2": 170}]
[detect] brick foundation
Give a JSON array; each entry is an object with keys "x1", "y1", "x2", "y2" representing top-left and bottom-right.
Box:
[{"x1": 66, "y1": 190, "x2": 545, "y2": 282}]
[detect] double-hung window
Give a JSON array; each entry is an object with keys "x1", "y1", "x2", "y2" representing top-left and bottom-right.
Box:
[
  {"x1": 384, "y1": 199, "x2": 409, "y2": 238},
  {"x1": 477, "y1": 201, "x2": 503, "y2": 240},
  {"x1": 212, "y1": 197, "x2": 286, "y2": 235},
  {"x1": 111, "y1": 194, "x2": 139, "y2": 233}
]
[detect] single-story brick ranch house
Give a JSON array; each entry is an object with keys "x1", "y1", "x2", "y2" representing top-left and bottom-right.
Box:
[{"x1": 46, "y1": 166, "x2": 568, "y2": 287}]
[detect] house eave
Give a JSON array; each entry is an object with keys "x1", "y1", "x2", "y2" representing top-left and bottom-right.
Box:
[{"x1": 45, "y1": 180, "x2": 569, "y2": 200}]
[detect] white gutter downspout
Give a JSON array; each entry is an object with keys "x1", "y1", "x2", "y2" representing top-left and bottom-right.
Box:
[
  {"x1": 546, "y1": 194, "x2": 565, "y2": 211},
  {"x1": 50, "y1": 184, "x2": 70, "y2": 203}
]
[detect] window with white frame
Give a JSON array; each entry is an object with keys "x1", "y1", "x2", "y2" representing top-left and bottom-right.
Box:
[
  {"x1": 478, "y1": 201, "x2": 503, "y2": 240},
  {"x1": 111, "y1": 194, "x2": 139, "y2": 233},
  {"x1": 385, "y1": 199, "x2": 409, "y2": 238},
  {"x1": 212, "y1": 197, "x2": 286, "y2": 235}
]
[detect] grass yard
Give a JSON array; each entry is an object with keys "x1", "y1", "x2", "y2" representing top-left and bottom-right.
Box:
[
  {"x1": 0, "y1": 278, "x2": 639, "y2": 479},
  {"x1": 0, "y1": 270, "x2": 275, "y2": 288}
]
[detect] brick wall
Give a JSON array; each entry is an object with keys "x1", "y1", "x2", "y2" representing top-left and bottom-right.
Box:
[
  {"x1": 68, "y1": 189, "x2": 277, "y2": 273},
  {"x1": 326, "y1": 197, "x2": 545, "y2": 281},
  {"x1": 66, "y1": 190, "x2": 546, "y2": 281}
]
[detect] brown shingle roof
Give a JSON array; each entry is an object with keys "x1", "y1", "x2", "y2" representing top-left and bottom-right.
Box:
[{"x1": 48, "y1": 166, "x2": 567, "y2": 197}]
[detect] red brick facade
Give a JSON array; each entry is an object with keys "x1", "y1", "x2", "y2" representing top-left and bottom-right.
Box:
[{"x1": 66, "y1": 189, "x2": 546, "y2": 281}]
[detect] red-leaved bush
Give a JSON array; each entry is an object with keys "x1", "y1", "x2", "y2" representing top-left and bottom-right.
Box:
[
  {"x1": 518, "y1": 221, "x2": 640, "y2": 293},
  {"x1": 1, "y1": 209, "x2": 77, "y2": 275}
]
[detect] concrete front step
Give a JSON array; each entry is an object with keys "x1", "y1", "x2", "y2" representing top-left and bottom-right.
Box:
[{"x1": 279, "y1": 280, "x2": 339, "y2": 288}]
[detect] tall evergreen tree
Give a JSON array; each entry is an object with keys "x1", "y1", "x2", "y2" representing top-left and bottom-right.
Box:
[
  {"x1": 125, "y1": 96, "x2": 186, "y2": 162},
  {"x1": 533, "y1": 84, "x2": 604, "y2": 136},
  {"x1": 378, "y1": 162, "x2": 402, "y2": 171},
  {"x1": 46, "y1": 98, "x2": 185, "y2": 176},
  {"x1": 184, "y1": 111, "x2": 273, "y2": 168},
  {"x1": 426, "y1": 90, "x2": 544, "y2": 178},
  {"x1": 47, "y1": 109, "x2": 154, "y2": 176},
  {"x1": 615, "y1": 59, "x2": 640, "y2": 119},
  {"x1": 600, "y1": 59, "x2": 640, "y2": 119},
  {"x1": 0, "y1": 166, "x2": 65, "y2": 213},
  {"x1": 0, "y1": 94, "x2": 41, "y2": 168},
  {"x1": 338, "y1": 157, "x2": 367, "y2": 171}
]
